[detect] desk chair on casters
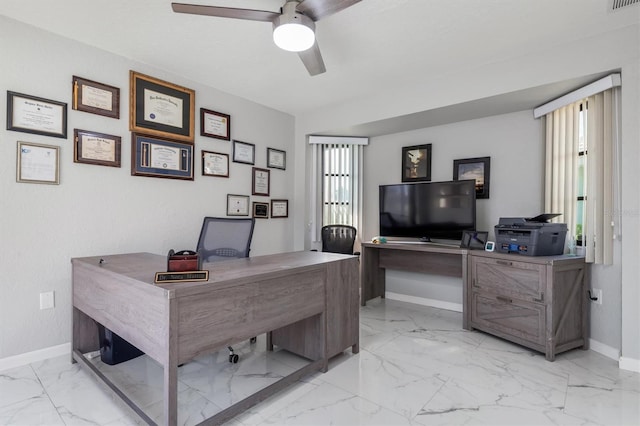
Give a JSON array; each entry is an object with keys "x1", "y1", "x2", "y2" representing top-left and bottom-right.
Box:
[
  {"x1": 321, "y1": 225, "x2": 359, "y2": 255},
  {"x1": 196, "y1": 216, "x2": 256, "y2": 363}
]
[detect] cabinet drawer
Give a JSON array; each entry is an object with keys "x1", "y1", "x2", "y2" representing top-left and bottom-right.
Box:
[
  {"x1": 471, "y1": 257, "x2": 545, "y2": 301},
  {"x1": 471, "y1": 292, "x2": 545, "y2": 346}
]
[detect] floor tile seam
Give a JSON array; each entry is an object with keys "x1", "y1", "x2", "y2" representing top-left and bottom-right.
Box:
[{"x1": 28, "y1": 362, "x2": 73, "y2": 425}]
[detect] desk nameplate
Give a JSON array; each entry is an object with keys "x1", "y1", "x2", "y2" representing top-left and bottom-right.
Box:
[{"x1": 154, "y1": 270, "x2": 209, "y2": 283}]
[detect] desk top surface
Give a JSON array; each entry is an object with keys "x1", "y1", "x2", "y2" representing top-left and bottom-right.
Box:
[{"x1": 361, "y1": 241, "x2": 467, "y2": 255}]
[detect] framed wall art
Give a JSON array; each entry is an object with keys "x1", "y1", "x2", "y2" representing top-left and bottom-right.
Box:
[
  {"x1": 129, "y1": 70, "x2": 195, "y2": 143},
  {"x1": 271, "y1": 199, "x2": 288, "y2": 218},
  {"x1": 131, "y1": 133, "x2": 194, "y2": 180},
  {"x1": 73, "y1": 129, "x2": 121, "y2": 167},
  {"x1": 252, "y1": 167, "x2": 270, "y2": 196},
  {"x1": 267, "y1": 148, "x2": 286, "y2": 170},
  {"x1": 7, "y1": 91, "x2": 67, "y2": 139},
  {"x1": 227, "y1": 194, "x2": 250, "y2": 216},
  {"x1": 72, "y1": 76, "x2": 120, "y2": 119},
  {"x1": 252, "y1": 202, "x2": 269, "y2": 219},
  {"x1": 453, "y1": 156, "x2": 491, "y2": 199},
  {"x1": 402, "y1": 143, "x2": 432, "y2": 182},
  {"x1": 200, "y1": 108, "x2": 230, "y2": 140},
  {"x1": 232, "y1": 140, "x2": 255, "y2": 165},
  {"x1": 16, "y1": 141, "x2": 60, "y2": 184},
  {"x1": 202, "y1": 150, "x2": 229, "y2": 177}
]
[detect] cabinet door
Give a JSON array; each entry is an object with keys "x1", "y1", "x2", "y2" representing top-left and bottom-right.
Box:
[
  {"x1": 471, "y1": 292, "x2": 545, "y2": 346},
  {"x1": 471, "y1": 257, "x2": 545, "y2": 302}
]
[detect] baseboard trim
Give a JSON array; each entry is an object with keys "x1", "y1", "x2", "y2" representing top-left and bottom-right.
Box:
[
  {"x1": 385, "y1": 292, "x2": 463, "y2": 313},
  {"x1": 619, "y1": 356, "x2": 640, "y2": 372},
  {"x1": 0, "y1": 342, "x2": 70, "y2": 372}
]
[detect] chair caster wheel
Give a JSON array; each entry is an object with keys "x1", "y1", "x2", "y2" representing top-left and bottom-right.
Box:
[
  {"x1": 229, "y1": 354, "x2": 239, "y2": 363},
  {"x1": 250, "y1": 336, "x2": 257, "y2": 344}
]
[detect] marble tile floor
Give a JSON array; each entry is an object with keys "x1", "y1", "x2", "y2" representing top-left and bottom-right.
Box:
[{"x1": 1, "y1": 298, "x2": 639, "y2": 425}]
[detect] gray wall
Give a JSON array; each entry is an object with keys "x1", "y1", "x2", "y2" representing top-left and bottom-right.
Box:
[{"x1": 0, "y1": 17, "x2": 295, "y2": 360}]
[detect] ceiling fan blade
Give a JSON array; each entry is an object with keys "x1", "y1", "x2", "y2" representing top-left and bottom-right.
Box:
[
  {"x1": 171, "y1": 3, "x2": 280, "y2": 22},
  {"x1": 298, "y1": 42, "x2": 326, "y2": 76},
  {"x1": 296, "y1": 0, "x2": 361, "y2": 21}
]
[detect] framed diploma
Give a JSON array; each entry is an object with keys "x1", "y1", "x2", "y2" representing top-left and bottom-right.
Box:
[
  {"x1": 232, "y1": 140, "x2": 255, "y2": 165},
  {"x1": 74, "y1": 129, "x2": 121, "y2": 167},
  {"x1": 252, "y1": 167, "x2": 270, "y2": 196},
  {"x1": 16, "y1": 141, "x2": 60, "y2": 185},
  {"x1": 202, "y1": 150, "x2": 229, "y2": 177},
  {"x1": 7, "y1": 91, "x2": 67, "y2": 139},
  {"x1": 252, "y1": 202, "x2": 269, "y2": 219},
  {"x1": 201, "y1": 108, "x2": 230, "y2": 140},
  {"x1": 267, "y1": 148, "x2": 286, "y2": 170},
  {"x1": 129, "y1": 71, "x2": 195, "y2": 143},
  {"x1": 271, "y1": 199, "x2": 289, "y2": 218},
  {"x1": 72, "y1": 76, "x2": 120, "y2": 119},
  {"x1": 227, "y1": 194, "x2": 250, "y2": 216},
  {"x1": 131, "y1": 133, "x2": 194, "y2": 180}
]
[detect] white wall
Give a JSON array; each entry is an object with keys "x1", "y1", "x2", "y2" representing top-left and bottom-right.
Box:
[{"x1": 0, "y1": 18, "x2": 295, "y2": 360}]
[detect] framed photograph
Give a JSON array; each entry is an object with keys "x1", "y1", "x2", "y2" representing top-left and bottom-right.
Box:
[
  {"x1": 131, "y1": 133, "x2": 194, "y2": 180},
  {"x1": 252, "y1": 202, "x2": 269, "y2": 219},
  {"x1": 232, "y1": 140, "x2": 255, "y2": 165},
  {"x1": 453, "y1": 156, "x2": 491, "y2": 199},
  {"x1": 7, "y1": 91, "x2": 67, "y2": 139},
  {"x1": 200, "y1": 108, "x2": 230, "y2": 140},
  {"x1": 460, "y1": 231, "x2": 489, "y2": 249},
  {"x1": 73, "y1": 129, "x2": 121, "y2": 167},
  {"x1": 402, "y1": 144, "x2": 432, "y2": 182},
  {"x1": 252, "y1": 167, "x2": 270, "y2": 196},
  {"x1": 267, "y1": 148, "x2": 286, "y2": 170},
  {"x1": 227, "y1": 194, "x2": 250, "y2": 216},
  {"x1": 16, "y1": 141, "x2": 60, "y2": 184},
  {"x1": 129, "y1": 70, "x2": 195, "y2": 143},
  {"x1": 202, "y1": 150, "x2": 229, "y2": 177},
  {"x1": 271, "y1": 199, "x2": 289, "y2": 218},
  {"x1": 72, "y1": 76, "x2": 119, "y2": 119}
]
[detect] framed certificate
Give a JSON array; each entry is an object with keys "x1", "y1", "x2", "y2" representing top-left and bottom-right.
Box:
[
  {"x1": 131, "y1": 133, "x2": 194, "y2": 180},
  {"x1": 129, "y1": 71, "x2": 195, "y2": 143},
  {"x1": 252, "y1": 202, "x2": 269, "y2": 219},
  {"x1": 201, "y1": 108, "x2": 230, "y2": 140},
  {"x1": 252, "y1": 167, "x2": 270, "y2": 196},
  {"x1": 227, "y1": 194, "x2": 250, "y2": 216},
  {"x1": 232, "y1": 140, "x2": 255, "y2": 165},
  {"x1": 267, "y1": 148, "x2": 286, "y2": 170},
  {"x1": 72, "y1": 76, "x2": 120, "y2": 119},
  {"x1": 202, "y1": 150, "x2": 229, "y2": 177},
  {"x1": 74, "y1": 129, "x2": 121, "y2": 167},
  {"x1": 7, "y1": 91, "x2": 67, "y2": 139},
  {"x1": 16, "y1": 141, "x2": 60, "y2": 184},
  {"x1": 271, "y1": 199, "x2": 288, "y2": 218}
]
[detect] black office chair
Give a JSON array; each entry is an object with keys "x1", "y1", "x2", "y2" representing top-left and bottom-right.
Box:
[
  {"x1": 196, "y1": 217, "x2": 256, "y2": 363},
  {"x1": 320, "y1": 225, "x2": 359, "y2": 255}
]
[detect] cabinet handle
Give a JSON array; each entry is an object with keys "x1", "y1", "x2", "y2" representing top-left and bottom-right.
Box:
[
  {"x1": 533, "y1": 293, "x2": 544, "y2": 303},
  {"x1": 496, "y1": 295, "x2": 512, "y2": 304},
  {"x1": 496, "y1": 260, "x2": 513, "y2": 266}
]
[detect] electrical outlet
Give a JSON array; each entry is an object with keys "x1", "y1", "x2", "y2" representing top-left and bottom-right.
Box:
[
  {"x1": 39, "y1": 291, "x2": 55, "y2": 310},
  {"x1": 592, "y1": 288, "x2": 602, "y2": 305}
]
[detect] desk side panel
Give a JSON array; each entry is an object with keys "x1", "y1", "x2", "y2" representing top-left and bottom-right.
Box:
[
  {"x1": 72, "y1": 261, "x2": 169, "y2": 362},
  {"x1": 326, "y1": 258, "x2": 359, "y2": 358}
]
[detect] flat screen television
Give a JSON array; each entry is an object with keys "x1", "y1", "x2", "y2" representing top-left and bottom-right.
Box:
[{"x1": 379, "y1": 180, "x2": 476, "y2": 242}]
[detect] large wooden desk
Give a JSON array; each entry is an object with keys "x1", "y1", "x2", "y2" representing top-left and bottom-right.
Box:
[
  {"x1": 360, "y1": 242, "x2": 469, "y2": 327},
  {"x1": 71, "y1": 251, "x2": 359, "y2": 425}
]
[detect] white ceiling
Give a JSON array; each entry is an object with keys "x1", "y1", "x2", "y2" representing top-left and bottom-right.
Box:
[{"x1": 1, "y1": 0, "x2": 637, "y2": 135}]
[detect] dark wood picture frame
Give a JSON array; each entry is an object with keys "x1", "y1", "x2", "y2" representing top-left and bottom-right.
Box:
[
  {"x1": 131, "y1": 133, "x2": 194, "y2": 180},
  {"x1": 453, "y1": 156, "x2": 491, "y2": 199},
  {"x1": 72, "y1": 76, "x2": 120, "y2": 119},
  {"x1": 200, "y1": 108, "x2": 230, "y2": 140},
  {"x1": 271, "y1": 199, "x2": 289, "y2": 218},
  {"x1": 7, "y1": 91, "x2": 67, "y2": 139},
  {"x1": 202, "y1": 150, "x2": 229, "y2": 177},
  {"x1": 232, "y1": 140, "x2": 255, "y2": 165},
  {"x1": 129, "y1": 71, "x2": 195, "y2": 143},
  {"x1": 252, "y1": 167, "x2": 270, "y2": 196},
  {"x1": 252, "y1": 202, "x2": 269, "y2": 219},
  {"x1": 402, "y1": 144, "x2": 432, "y2": 182},
  {"x1": 73, "y1": 129, "x2": 121, "y2": 168},
  {"x1": 267, "y1": 147, "x2": 286, "y2": 170}
]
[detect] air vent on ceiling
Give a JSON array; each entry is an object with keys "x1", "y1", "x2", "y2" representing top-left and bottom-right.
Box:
[{"x1": 612, "y1": 0, "x2": 640, "y2": 10}]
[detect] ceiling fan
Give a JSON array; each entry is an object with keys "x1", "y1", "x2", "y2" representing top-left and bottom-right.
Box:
[{"x1": 171, "y1": 0, "x2": 361, "y2": 76}]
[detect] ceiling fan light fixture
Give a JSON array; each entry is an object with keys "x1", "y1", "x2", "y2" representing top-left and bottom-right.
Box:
[{"x1": 272, "y1": 9, "x2": 315, "y2": 52}]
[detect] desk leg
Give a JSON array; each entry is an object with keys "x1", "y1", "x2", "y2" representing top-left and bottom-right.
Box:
[
  {"x1": 163, "y1": 301, "x2": 178, "y2": 426},
  {"x1": 72, "y1": 307, "x2": 99, "y2": 364},
  {"x1": 361, "y1": 247, "x2": 384, "y2": 306}
]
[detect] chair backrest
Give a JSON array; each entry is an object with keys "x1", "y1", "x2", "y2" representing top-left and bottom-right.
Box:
[
  {"x1": 196, "y1": 217, "x2": 255, "y2": 263},
  {"x1": 321, "y1": 225, "x2": 357, "y2": 254}
]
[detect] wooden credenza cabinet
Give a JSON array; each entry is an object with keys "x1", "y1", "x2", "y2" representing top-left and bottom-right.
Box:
[{"x1": 467, "y1": 251, "x2": 588, "y2": 361}]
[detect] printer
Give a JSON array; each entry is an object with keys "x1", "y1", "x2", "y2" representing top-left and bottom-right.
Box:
[{"x1": 494, "y1": 214, "x2": 567, "y2": 256}]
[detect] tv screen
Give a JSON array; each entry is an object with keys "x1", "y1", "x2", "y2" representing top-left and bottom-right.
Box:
[{"x1": 379, "y1": 180, "x2": 476, "y2": 241}]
